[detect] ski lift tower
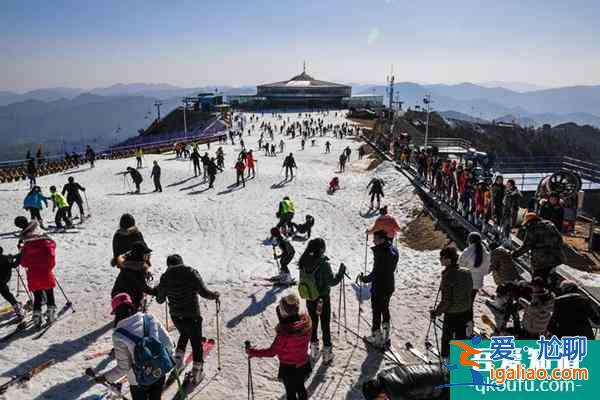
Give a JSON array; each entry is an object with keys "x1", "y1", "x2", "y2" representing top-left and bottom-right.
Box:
[{"x1": 423, "y1": 94, "x2": 433, "y2": 147}]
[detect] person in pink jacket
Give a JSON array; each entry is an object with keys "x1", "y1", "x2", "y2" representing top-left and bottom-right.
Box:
[
  {"x1": 246, "y1": 293, "x2": 312, "y2": 400},
  {"x1": 366, "y1": 206, "x2": 401, "y2": 240}
]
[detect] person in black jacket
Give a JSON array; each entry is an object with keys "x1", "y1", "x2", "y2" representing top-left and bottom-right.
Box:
[
  {"x1": 190, "y1": 150, "x2": 201, "y2": 177},
  {"x1": 359, "y1": 230, "x2": 399, "y2": 347},
  {"x1": 62, "y1": 176, "x2": 86, "y2": 220},
  {"x1": 283, "y1": 153, "x2": 297, "y2": 181},
  {"x1": 367, "y1": 178, "x2": 385, "y2": 209},
  {"x1": 0, "y1": 247, "x2": 25, "y2": 320},
  {"x1": 538, "y1": 193, "x2": 564, "y2": 232},
  {"x1": 125, "y1": 167, "x2": 143, "y2": 193},
  {"x1": 150, "y1": 161, "x2": 162, "y2": 192},
  {"x1": 548, "y1": 280, "x2": 600, "y2": 339},
  {"x1": 111, "y1": 241, "x2": 156, "y2": 312},
  {"x1": 206, "y1": 157, "x2": 222, "y2": 189},
  {"x1": 155, "y1": 254, "x2": 220, "y2": 384},
  {"x1": 271, "y1": 227, "x2": 296, "y2": 284},
  {"x1": 111, "y1": 214, "x2": 146, "y2": 266}
]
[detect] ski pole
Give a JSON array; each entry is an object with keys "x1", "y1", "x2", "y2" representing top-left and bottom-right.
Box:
[
  {"x1": 245, "y1": 341, "x2": 255, "y2": 400},
  {"x1": 165, "y1": 301, "x2": 169, "y2": 331},
  {"x1": 337, "y1": 274, "x2": 343, "y2": 336},
  {"x1": 363, "y1": 232, "x2": 368, "y2": 274},
  {"x1": 356, "y1": 274, "x2": 363, "y2": 337},
  {"x1": 16, "y1": 267, "x2": 32, "y2": 305},
  {"x1": 55, "y1": 279, "x2": 75, "y2": 312},
  {"x1": 83, "y1": 191, "x2": 91, "y2": 217},
  {"x1": 342, "y1": 272, "x2": 347, "y2": 341},
  {"x1": 216, "y1": 299, "x2": 222, "y2": 371},
  {"x1": 425, "y1": 286, "x2": 441, "y2": 348}
]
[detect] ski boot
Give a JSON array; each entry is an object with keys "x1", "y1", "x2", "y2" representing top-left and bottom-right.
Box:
[
  {"x1": 173, "y1": 350, "x2": 186, "y2": 372},
  {"x1": 364, "y1": 330, "x2": 384, "y2": 348},
  {"x1": 187, "y1": 362, "x2": 205, "y2": 385},
  {"x1": 278, "y1": 272, "x2": 293, "y2": 285},
  {"x1": 12, "y1": 302, "x2": 25, "y2": 321},
  {"x1": 322, "y1": 346, "x2": 334, "y2": 365},
  {"x1": 382, "y1": 323, "x2": 391, "y2": 349},
  {"x1": 310, "y1": 342, "x2": 320, "y2": 362},
  {"x1": 46, "y1": 306, "x2": 56, "y2": 324},
  {"x1": 32, "y1": 310, "x2": 43, "y2": 329}
]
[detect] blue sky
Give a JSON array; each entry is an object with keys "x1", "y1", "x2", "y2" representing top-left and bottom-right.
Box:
[{"x1": 1, "y1": 0, "x2": 599, "y2": 91}]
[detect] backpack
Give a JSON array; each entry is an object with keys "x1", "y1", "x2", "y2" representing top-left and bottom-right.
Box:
[
  {"x1": 298, "y1": 263, "x2": 321, "y2": 301},
  {"x1": 116, "y1": 315, "x2": 174, "y2": 386}
]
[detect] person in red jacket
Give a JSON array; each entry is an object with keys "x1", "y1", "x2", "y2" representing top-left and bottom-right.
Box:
[
  {"x1": 245, "y1": 150, "x2": 257, "y2": 178},
  {"x1": 246, "y1": 293, "x2": 312, "y2": 400},
  {"x1": 366, "y1": 206, "x2": 401, "y2": 240},
  {"x1": 14, "y1": 216, "x2": 57, "y2": 328}
]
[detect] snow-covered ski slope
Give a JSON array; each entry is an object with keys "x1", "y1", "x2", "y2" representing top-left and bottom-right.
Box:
[{"x1": 0, "y1": 111, "x2": 451, "y2": 399}]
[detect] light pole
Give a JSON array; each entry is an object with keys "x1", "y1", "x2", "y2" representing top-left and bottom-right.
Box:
[
  {"x1": 182, "y1": 100, "x2": 188, "y2": 138},
  {"x1": 423, "y1": 94, "x2": 432, "y2": 147}
]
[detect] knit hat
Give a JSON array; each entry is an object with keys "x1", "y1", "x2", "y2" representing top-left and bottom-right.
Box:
[
  {"x1": 111, "y1": 293, "x2": 133, "y2": 314},
  {"x1": 559, "y1": 280, "x2": 578, "y2": 293},
  {"x1": 277, "y1": 293, "x2": 300, "y2": 319},
  {"x1": 119, "y1": 213, "x2": 136, "y2": 229},
  {"x1": 522, "y1": 212, "x2": 539, "y2": 226},
  {"x1": 166, "y1": 254, "x2": 184, "y2": 266},
  {"x1": 14, "y1": 216, "x2": 29, "y2": 229}
]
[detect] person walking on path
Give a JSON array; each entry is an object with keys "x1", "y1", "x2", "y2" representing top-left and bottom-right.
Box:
[
  {"x1": 246, "y1": 294, "x2": 312, "y2": 400},
  {"x1": 359, "y1": 230, "x2": 399, "y2": 348},
  {"x1": 297, "y1": 238, "x2": 345, "y2": 364},
  {"x1": 155, "y1": 254, "x2": 220, "y2": 385},
  {"x1": 150, "y1": 161, "x2": 162, "y2": 192}
]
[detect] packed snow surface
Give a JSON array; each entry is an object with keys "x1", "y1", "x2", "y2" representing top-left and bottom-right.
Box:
[{"x1": 0, "y1": 111, "x2": 461, "y2": 399}]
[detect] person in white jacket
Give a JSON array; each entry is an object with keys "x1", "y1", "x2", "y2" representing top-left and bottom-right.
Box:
[
  {"x1": 95, "y1": 292, "x2": 174, "y2": 400},
  {"x1": 458, "y1": 232, "x2": 490, "y2": 322}
]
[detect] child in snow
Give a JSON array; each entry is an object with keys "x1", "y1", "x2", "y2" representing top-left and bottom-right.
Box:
[
  {"x1": 23, "y1": 186, "x2": 49, "y2": 229},
  {"x1": 291, "y1": 215, "x2": 315, "y2": 240},
  {"x1": 270, "y1": 228, "x2": 295, "y2": 284},
  {"x1": 246, "y1": 294, "x2": 312, "y2": 400},
  {"x1": 14, "y1": 216, "x2": 57, "y2": 327},
  {"x1": 95, "y1": 292, "x2": 174, "y2": 399},
  {"x1": 328, "y1": 177, "x2": 340, "y2": 193},
  {"x1": 0, "y1": 246, "x2": 25, "y2": 320},
  {"x1": 49, "y1": 185, "x2": 73, "y2": 229}
]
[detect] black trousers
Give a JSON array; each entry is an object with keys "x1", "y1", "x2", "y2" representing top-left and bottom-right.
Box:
[
  {"x1": 285, "y1": 166, "x2": 294, "y2": 179},
  {"x1": 33, "y1": 289, "x2": 55, "y2": 312},
  {"x1": 371, "y1": 294, "x2": 391, "y2": 332},
  {"x1": 193, "y1": 160, "x2": 201, "y2": 176},
  {"x1": 173, "y1": 316, "x2": 204, "y2": 363},
  {"x1": 67, "y1": 198, "x2": 84, "y2": 219},
  {"x1": 279, "y1": 254, "x2": 293, "y2": 274},
  {"x1": 130, "y1": 376, "x2": 165, "y2": 400},
  {"x1": 279, "y1": 362, "x2": 310, "y2": 400},
  {"x1": 55, "y1": 208, "x2": 72, "y2": 228},
  {"x1": 441, "y1": 311, "x2": 470, "y2": 358},
  {"x1": 236, "y1": 171, "x2": 245, "y2": 186},
  {"x1": 27, "y1": 208, "x2": 42, "y2": 222},
  {"x1": 153, "y1": 178, "x2": 162, "y2": 192},
  {"x1": 370, "y1": 192, "x2": 382, "y2": 206},
  {"x1": 306, "y1": 296, "x2": 332, "y2": 347},
  {"x1": 0, "y1": 282, "x2": 17, "y2": 306},
  {"x1": 209, "y1": 174, "x2": 216, "y2": 188},
  {"x1": 136, "y1": 157, "x2": 142, "y2": 168}
]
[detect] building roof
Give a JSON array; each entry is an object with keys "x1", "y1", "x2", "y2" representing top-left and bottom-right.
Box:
[{"x1": 258, "y1": 71, "x2": 350, "y2": 89}]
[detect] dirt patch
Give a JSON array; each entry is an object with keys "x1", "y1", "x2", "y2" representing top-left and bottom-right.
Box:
[{"x1": 400, "y1": 209, "x2": 450, "y2": 251}]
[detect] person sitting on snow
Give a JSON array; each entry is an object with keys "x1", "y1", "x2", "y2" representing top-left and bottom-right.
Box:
[
  {"x1": 328, "y1": 177, "x2": 340, "y2": 194},
  {"x1": 291, "y1": 215, "x2": 315, "y2": 240}
]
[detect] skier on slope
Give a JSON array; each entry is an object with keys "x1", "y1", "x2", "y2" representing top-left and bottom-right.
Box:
[
  {"x1": 270, "y1": 228, "x2": 295, "y2": 284},
  {"x1": 200, "y1": 152, "x2": 211, "y2": 179},
  {"x1": 297, "y1": 238, "x2": 345, "y2": 364},
  {"x1": 276, "y1": 196, "x2": 296, "y2": 235},
  {"x1": 367, "y1": 177, "x2": 385, "y2": 209},
  {"x1": 23, "y1": 186, "x2": 49, "y2": 229},
  {"x1": 125, "y1": 167, "x2": 143, "y2": 194},
  {"x1": 325, "y1": 141, "x2": 331, "y2": 154},
  {"x1": 62, "y1": 176, "x2": 86, "y2": 221},
  {"x1": 135, "y1": 147, "x2": 144, "y2": 169},
  {"x1": 234, "y1": 158, "x2": 246, "y2": 187},
  {"x1": 111, "y1": 213, "x2": 147, "y2": 267},
  {"x1": 366, "y1": 206, "x2": 401, "y2": 240},
  {"x1": 191, "y1": 149, "x2": 202, "y2": 177},
  {"x1": 338, "y1": 153, "x2": 347, "y2": 173},
  {"x1": 246, "y1": 294, "x2": 312, "y2": 400},
  {"x1": 14, "y1": 216, "x2": 58, "y2": 328},
  {"x1": 206, "y1": 157, "x2": 222, "y2": 189},
  {"x1": 245, "y1": 149, "x2": 257, "y2": 178},
  {"x1": 0, "y1": 246, "x2": 25, "y2": 321},
  {"x1": 93, "y1": 292, "x2": 174, "y2": 399},
  {"x1": 111, "y1": 241, "x2": 156, "y2": 311},
  {"x1": 155, "y1": 254, "x2": 220, "y2": 385},
  {"x1": 216, "y1": 147, "x2": 225, "y2": 171},
  {"x1": 49, "y1": 185, "x2": 73, "y2": 230},
  {"x1": 358, "y1": 230, "x2": 399, "y2": 348},
  {"x1": 150, "y1": 160, "x2": 162, "y2": 193},
  {"x1": 283, "y1": 153, "x2": 297, "y2": 181}
]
